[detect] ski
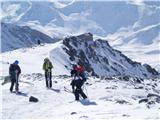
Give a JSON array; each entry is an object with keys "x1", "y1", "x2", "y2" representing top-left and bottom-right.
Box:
[
  {"x1": 47, "y1": 88, "x2": 60, "y2": 93},
  {"x1": 12, "y1": 91, "x2": 28, "y2": 97}
]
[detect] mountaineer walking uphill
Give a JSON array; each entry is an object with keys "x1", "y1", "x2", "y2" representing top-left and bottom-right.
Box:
[
  {"x1": 74, "y1": 63, "x2": 86, "y2": 82},
  {"x1": 9, "y1": 60, "x2": 21, "y2": 93},
  {"x1": 70, "y1": 64, "x2": 87, "y2": 101},
  {"x1": 43, "y1": 58, "x2": 53, "y2": 88}
]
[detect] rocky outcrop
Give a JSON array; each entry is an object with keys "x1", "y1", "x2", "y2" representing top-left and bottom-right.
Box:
[{"x1": 62, "y1": 33, "x2": 159, "y2": 78}]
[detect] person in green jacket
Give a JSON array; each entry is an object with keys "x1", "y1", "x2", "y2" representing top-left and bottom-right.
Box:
[{"x1": 43, "y1": 58, "x2": 53, "y2": 88}]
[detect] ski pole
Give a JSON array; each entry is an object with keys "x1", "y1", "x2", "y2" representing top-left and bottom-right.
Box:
[{"x1": 84, "y1": 84, "x2": 88, "y2": 97}]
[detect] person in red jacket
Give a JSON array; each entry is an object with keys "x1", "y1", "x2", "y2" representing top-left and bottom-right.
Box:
[
  {"x1": 70, "y1": 64, "x2": 87, "y2": 101},
  {"x1": 75, "y1": 65, "x2": 85, "y2": 73},
  {"x1": 74, "y1": 64, "x2": 86, "y2": 82}
]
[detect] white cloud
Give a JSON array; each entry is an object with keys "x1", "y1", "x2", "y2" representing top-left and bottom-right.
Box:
[
  {"x1": 132, "y1": 0, "x2": 144, "y2": 6},
  {"x1": 48, "y1": 0, "x2": 75, "y2": 9},
  {"x1": 0, "y1": 3, "x2": 21, "y2": 20},
  {"x1": 57, "y1": 10, "x2": 105, "y2": 35},
  {"x1": 25, "y1": 9, "x2": 105, "y2": 38},
  {"x1": 1, "y1": 1, "x2": 32, "y2": 22}
]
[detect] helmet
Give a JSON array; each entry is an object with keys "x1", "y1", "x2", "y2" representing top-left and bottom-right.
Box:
[{"x1": 14, "y1": 60, "x2": 19, "y2": 65}]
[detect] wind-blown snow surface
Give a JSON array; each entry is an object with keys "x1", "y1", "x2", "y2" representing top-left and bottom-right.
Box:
[{"x1": 1, "y1": 74, "x2": 160, "y2": 119}]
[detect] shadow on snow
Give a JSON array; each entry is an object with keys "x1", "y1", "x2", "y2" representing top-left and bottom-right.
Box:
[{"x1": 80, "y1": 99, "x2": 97, "y2": 106}]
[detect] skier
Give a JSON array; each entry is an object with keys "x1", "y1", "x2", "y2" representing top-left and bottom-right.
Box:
[
  {"x1": 9, "y1": 60, "x2": 21, "y2": 93},
  {"x1": 70, "y1": 66, "x2": 87, "y2": 101},
  {"x1": 43, "y1": 58, "x2": 53, "y2": 88}
]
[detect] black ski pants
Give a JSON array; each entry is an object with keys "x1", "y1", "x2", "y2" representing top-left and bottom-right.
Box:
[
  {"x1": 71, "y1": 79, "x2": 87, "y2": 100},
  {"x1": 10, "y1": 77, "x2": 19, "y2": 92},
  {"x1": 75, "y1": 87, "x2": 87, "y2": 101},
  {"x1": 45, "y1": 71, "x2": 52, "y2": 88}
]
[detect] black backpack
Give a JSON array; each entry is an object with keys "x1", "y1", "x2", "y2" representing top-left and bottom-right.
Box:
[
  {"x1": 71, "y1": 79, "x2": 83, "y2": 88},
  {"x1": 29, "y1": 96, "x2": 38, "y2": 102},
  {"x1": 71, "y1": 70, "x2": 78, "y2": 77}
]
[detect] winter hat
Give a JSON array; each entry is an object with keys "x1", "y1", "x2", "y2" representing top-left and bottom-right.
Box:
[
  {"x1": 14, "y1": 60, "x2": 19, "y2": 65},
  {"x1": 44, "y1": 57, "x2": 49, "y2": 62}
]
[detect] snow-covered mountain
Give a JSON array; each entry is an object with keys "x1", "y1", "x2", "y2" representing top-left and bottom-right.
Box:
[
  {"x1": 1, "y1": 0, "x2": 159, "y2": 70},
  {"x1": 1, "y1": 1, "x2": 159, "y2": 34},
  {"x1": 106, "y1": 23, "x2": 160, "y2": 70},
  {"x1": 1, "y1": 22, "x2": 59, "y2": 52},
  {"x1": 1, "y1": 33, "x2": 159, "y2": 79},
  {"x1": 1, "y1": 1, "x2": 160, "y2": 120}
]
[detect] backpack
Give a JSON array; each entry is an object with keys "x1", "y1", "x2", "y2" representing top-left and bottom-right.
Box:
[
  {"x1": 71, "y1": 69, "x2": 78, "y2": 77},
  {"x1": 71, "y1": 79, "x2": 83, "y2": 88},
  {"x1": 29, "y1": 96, "x2": 38, "y2": 102}
]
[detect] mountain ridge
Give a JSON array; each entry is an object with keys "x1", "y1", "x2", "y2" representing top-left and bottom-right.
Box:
[
  {"x1": 1, "y1": 22, "x2": 59, "y2": 52},
  {"x1": 59, "y1": 33, "x2": 159, "y2": 78}
]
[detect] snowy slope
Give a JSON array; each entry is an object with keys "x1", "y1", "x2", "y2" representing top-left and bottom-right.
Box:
[
  {"x1": 1, "y1": 22, "x2": 59, "y2": 52},
  {"x1": 1, "y1": 74, "x2": 160, "y2": 119},
  {"x1": 0, "y1": 41, "x2": 70, "y2": 76}
]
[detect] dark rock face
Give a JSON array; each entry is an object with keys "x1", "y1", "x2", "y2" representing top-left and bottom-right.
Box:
[
  {"x1": 143, "y1": 64, "x2": 159, "y2": 76},
  {"x1": 139, "y1": 93, "x2": 160, "y2": 108},
  {"x1": 147, "y1": 93, "x2": 160, "y2": 98},
  {"x1": 115, "y1": 99, "x2": 131, "y2": 105},
  {"x1": 70, "y1": 112, "x2": 77, "y2": 115},
  {"x1": 139, "y1": 98, "x2": 148, "y2": 103},
  {"x1": 62, "y1": 33, "x2": 159, "y2": 78},
  {"x1": 63, "y1": 34, "x2": 96, "y2": 75}
]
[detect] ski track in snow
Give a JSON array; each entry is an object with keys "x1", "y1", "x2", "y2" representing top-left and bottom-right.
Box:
[{"x1": 1, "y1": 75, "x2": 160, "y2": 120}]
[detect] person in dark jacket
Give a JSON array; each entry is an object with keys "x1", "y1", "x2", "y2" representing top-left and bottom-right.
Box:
[
  {"x1": 70, "y1": 66, "x2": 87, "y2": 101},
  {"x1": 43, "y1": 58, "x2": 53, "y2": 88},
  {"x1": 9, "y1": 60, "x2": 21, "y2": 93},
  {"x1": 37, "y1": 40, "x2": 41, "y2": 45}
]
